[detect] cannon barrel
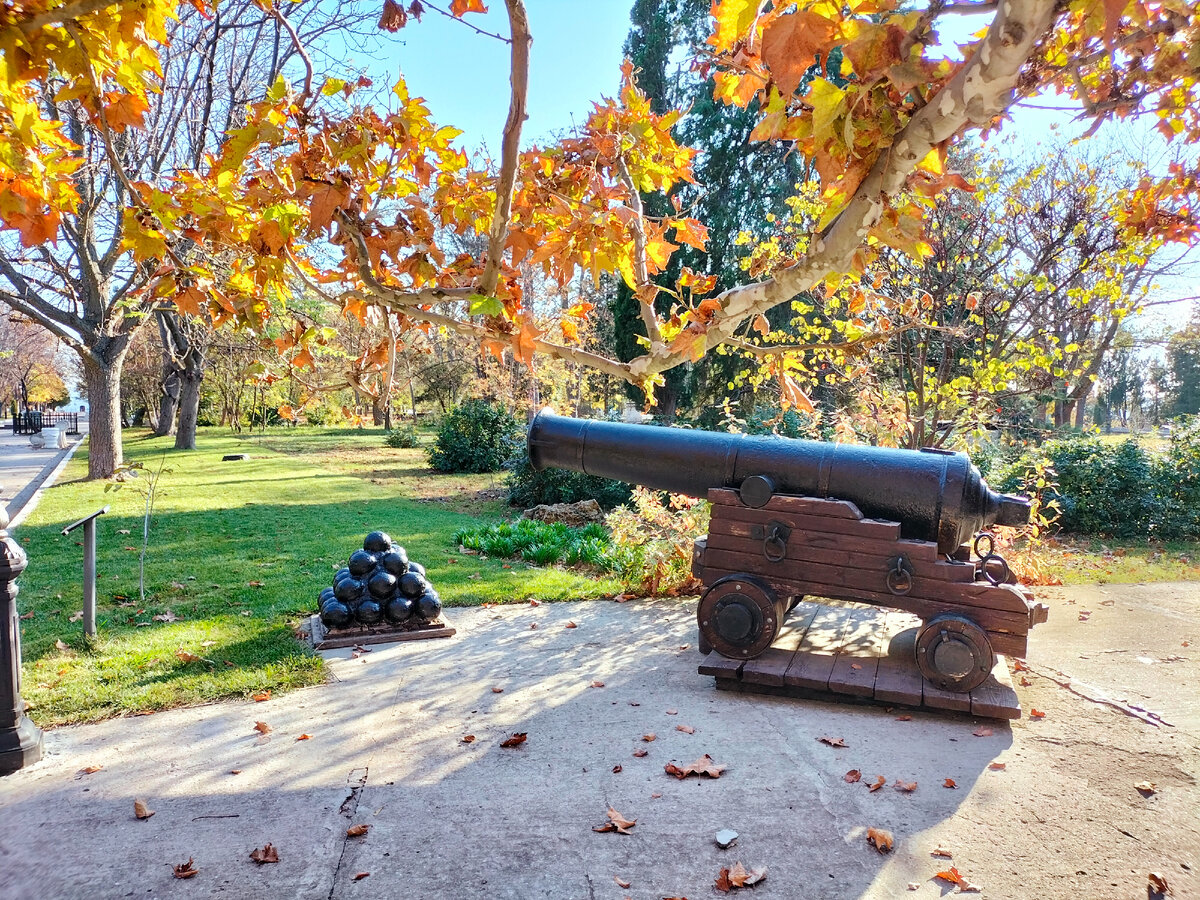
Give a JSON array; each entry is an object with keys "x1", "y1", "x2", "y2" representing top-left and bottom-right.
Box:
[{"x1": 527, "y1": 411, "x2": 1029, "y2": 554}]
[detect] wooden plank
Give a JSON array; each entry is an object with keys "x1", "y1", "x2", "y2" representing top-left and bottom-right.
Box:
[
  {"x1": 699, "y1": 564, "x2": 1033, "y2": 645},
  {"x1": 709, "y1": 515, "x2": 940, "y2": 562},
  {"x1": 784, "y1": 606, "x2": 872, "y2": 690},
  {"x1": 826, "y1": 608, "x2": 890, "y2": 697},
  {"x1": 311, "y1": 615, "x2": 456, "y2": 650},
  {"x1": 708, "y1": 488, "x2": 864, "y2": 519},
  {"x1": 742, "y1": 602, "x2": 820, "y2": 686},
  {"x1": 698, "y1": 652, "x2": 746, "y2": 680},
  {"x1": 703, "y1": 533, "x2": 974, "y2": 584},
  {"x1": 970, "y1": 655, "x2": 1021, "y2": 720},
  {"x1": 872, "y1": 613, "x2": 925, "y2": 707},
  {"x1": 921, "y1": 677, "x2": 973, "y2": 713},
  {"x1": 715, "y1": 503, "x2": 902, "y2": 541}
]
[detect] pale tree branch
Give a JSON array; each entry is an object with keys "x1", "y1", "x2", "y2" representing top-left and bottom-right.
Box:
[
  {"x1": 477, "y1": 0, "x2": 530, "y2": 298},
  {"x1": 268, "y1": 4, "x2": 313, "y2": 107}
]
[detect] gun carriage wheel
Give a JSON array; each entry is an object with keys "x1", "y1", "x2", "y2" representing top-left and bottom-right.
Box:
[
  {"x1": 697, "y1": 574, "x2": 786, "y2": 659},
  {"x1": 914, "y1": 614, "x2": 995, "y2": 693}
]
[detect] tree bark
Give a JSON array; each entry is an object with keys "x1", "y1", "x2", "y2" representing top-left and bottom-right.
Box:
[
  {"x1": 175, "y1": 368, "x2": 201, "y2": 450},
  {"x1": 81, "y1": 352, "x2": 127, "y2": 479},
  {"x1": 154, "y1": 314, "x2": 181, "y2": 436}
]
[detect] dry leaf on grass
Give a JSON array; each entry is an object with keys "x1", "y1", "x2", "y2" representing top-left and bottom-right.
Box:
[
  {"x1": 1148, "y1": 872, "x2": 1170, "y2": 895},
  {"x1": 249, "y1": 843, "x2": 279, "y2": 864},
  {"x1": 817, "y1": 736, "x2": 846, "y2": 748},
  {"x1": 346, "y1": 824, "x2": 370, "y2": 837},
  {"x1": 133, "y1": 799, "x2": 155, "y2": 820},
  {"x1": 253, "y1": 721, "x2": 271, "y2": 735},
  {"x1": 663, "y1": 754, "x2": 725, "y2": 779},
  {"x1": 675, "y1": 724, "x2": 695, "y2": 734},
  {"x1": 988, "y1": 762, "x2": 1006, "y2": 771},
  {"x1": 69, "y1": 611, "x2": 83, "y2": 622},
  {"x1": 614, "y1": 875, "x2": 631, "y2": 888},
  {"x1": 943, "y1": 778, "x2": 957, "y2": 789},
  {"x1": 172, "y1": 858, "x2": 198, "y2": 879},
  {"x1": 632, "y1": 748, "x2": 649, "y2": 758},
  {"x1": 176, "y1": 650, "x2": 203, "y2": 664},
  {"x1": 500, "y1": 732, "x2": 527, "y2": 748},
  {"x1": 715, "y1": 862, "x2": 767, "y2": 892},
  {"x1": 593, "y1": 807, "x2": 636, "y2": 835},
  {"x1": 893, "y1": 780, "x2": 917, "y2": 792},
  {"x1": 152, "y1": 611, "x2": 176, "y2": 623},
  {"x1": 844, "y1": 769, "x2": 862, "y2": 783},
  {"x1": 867, "y1": 775, "x2": 886, "y2": 792},
  {"x1": 866, "y1": 827, "x2": 893, "y2": 853},
  {"x1": 54, "y1": 639, "x2": 69, "y2": 651}
]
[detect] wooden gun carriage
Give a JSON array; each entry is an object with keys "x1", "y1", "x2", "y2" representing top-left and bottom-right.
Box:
[{"x1": 528, "y1": 411, "x2": 1048, "y2": 694}]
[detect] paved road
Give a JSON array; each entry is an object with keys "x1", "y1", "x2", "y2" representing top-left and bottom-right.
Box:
[
  {"x1": 0, "y1": 587, "x2": 1195, "y2": 899},
  {"x1": 0, "y1": 415, "x2": 88, "y2": 525}
]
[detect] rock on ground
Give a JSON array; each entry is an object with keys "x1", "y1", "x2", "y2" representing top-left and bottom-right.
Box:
[{"x1": 521, "y1": 499, "x2": 603, "y2": 526}]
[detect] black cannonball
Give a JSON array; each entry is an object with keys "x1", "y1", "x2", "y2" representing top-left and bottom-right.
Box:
[
  {"x1": 334, "y1": 577, "x2": 365, "y2": 603},
  {"x1": 385, "y1": 595, "x2": 413, "y2": 624},
  {"x1": 398, "y1": 571, "x2": 428, "y2": 599},
  {"x1": 406, "y1": 561, "x2": 426, "y2": 578},
  {"x1": 348, "y1": 549, "x2": 377, "y2": 577},
  {"x1": 356, "y1": 598, "x2": 383, "y2": 625},
  {"x1": 380, "y1": 548, "x2": 409, "y2": 576},
  {"x1": 415, "y1": 589, "x2": 441, "y2": 621},
  {"x1": 368, "y1": 570, "x2": 398, "y2": 599},
  {"x1": 334, "y1": 567, "x2": 352, "y2": 584},
  {"x1": 320, "y1": 600, "x2": 352, "y2": 628},
  {"x1": 319, "y1": 587, "x2": 335, "y2": 605},
  {"x1": 363, "y1": 531, "x2": 393, "y2": 553}
]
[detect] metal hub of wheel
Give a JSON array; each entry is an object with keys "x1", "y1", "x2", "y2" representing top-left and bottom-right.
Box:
[
  {"x1": 697, "y1": 575, "x2": 781, "y2": 659},
  {"x1": 914, "y1": 614, "x2": 994, "y2": 693}
]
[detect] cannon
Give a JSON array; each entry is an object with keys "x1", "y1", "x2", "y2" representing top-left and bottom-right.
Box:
[{"x1": 528, "y1": 411, "x2": 1048, "y2": 693}]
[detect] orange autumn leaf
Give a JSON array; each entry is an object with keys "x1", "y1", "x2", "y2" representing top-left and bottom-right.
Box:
[
  {"x1": 817, "y1": 736, "x2": 846, "y2": 748},
  {"x1": 449, "y1": 0, "x2": 486, "y2": 15},
  {"x1": 253, "y1": 721, "x2": 272, "y2": 734},
  {"x1": 943, "y1": 777, "x2": 957, "y2": 789},
  {"x1": 512, "y1": 318, "x2": 542, "y2": 368},
  {"x1": 1030, "y1": 709, "x2": 1046, "y2": 718},
  {"x1": 867, "y1": 775, "x2": 886, "y2": 792},
  {"x1": 675, "y1": 724, "x2": 695, "y2": 734},
  {"x1": 893, "y1": 779, "x2": 917, "y2": 792},
  {"x1": 715, "y1": 861, "x2": 767, "y2": 892},
  {"x1": 133, "y1": 799, "x2": 155, "y2": 819},
  {"x1": 296, "y1": 733, "x2": 312, "y2": 741},
  {"x1": 172, "y1": 858, "x2": 199, "y2": 879},
  {"x1": 866, "y1": 827, "x2": 893, "y2": 853},
  {"x1": 593, "y1": 806, "x2": 637, "y2": 834},
  {"x1": 249, "y1": 843, "x2": 279, "y2": 864},
  {"x1": 844, "y1": 769, "x2": 862, "y2": 783},
  {"x1": 346, "y1": 824, "x2": 370, "y2": 837},
  {"x1": 663, "y1": 754, "x2": 726, "y2": 779},
  {"x1": 500, "y1": 732, "x2": 527, "y2": 748},
  {"x1": 988, "y1": 762, "x2": 1007, "y2": 771},
  {"x1": 252, "y1": 690, "x2": 271, "y2": 702},
  {"x1": 761, "y1": 10, "x2": 837, "y2": 96}
]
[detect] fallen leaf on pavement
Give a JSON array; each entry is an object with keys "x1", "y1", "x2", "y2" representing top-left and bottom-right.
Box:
[
  {"x1": 943, "y1": 778, "x2": 957, "y2": 789},
  {"x1": 931, "y1": 845, "x2": 953, "y2": 858},
  {"x1": 614, "y1": 875, "x2": 631, "y2": 888},
  {"x1": 850, "y1": 663, "x2": 862, "y2": 670},
  {"x1": 296, "y1": 734, "x2": 312, "y2": 741},
  {"x1": 642, "y1": 733, "x2": 656, "y2": 742},
  {"x1": 612, "y1": 764, "x2": 622, "y2": 773},
  {"x1": 346, "y1": 824, "x2": 370, "y2": 837},
  {"x1": 77, "y1": 765, "x2": 102, "y2": 775},
  {"x1": 461, "y1": 735, "x2": 475, "y2": 744},
  {"x1": 1029, "y1": 708, "x2": 1046, "y2": 718},
  {"x1": 252, "y1": 690, "x2": 272, "y2": 702},
  {"x1": 253, "y1": 721, "x2": 272, "y2": 734},
  {"x1": 817, "y1": 736, "x2": 846, "y2": 748},
  {"x1": 866, "y1": 827, "x2": 893, "y2": 853},
  {"x1": 633, "y1": 748, "x2": 648, "y2": 758},
  {"x1": 675, "y1": 724, "x2": 695, "y2": 734},
  {"x1": 868, "y1": 775, "x2": 886, "y2": 792},
  {"x1": 650, "y1": 791, "x2": 662, "y2": 799},
  {"x1": 844, "y1": 769, "x2": 861, "y2": 783},
  {"x1": 500, "y1": 733, "x2": 527, "y2": 748},
  {"x1": 590, "y1": 681, "x2": 605, "y2": 688},
  {"x1": 172, "y1": 858, "x2": 198, "y2": 879},
  {"x1": 593, "y1": 807, "x2": 636, "y2": 834},
  {"x1": 972, "y1": 727, "x2": 993, "y2": 737},
  {"x1": 1013, "y1": 658, "x2": 1029, "y2": 671},
  {"x1": 935, "y1": 866, "x2": 981, "y2": 892},
  {"x1": 249, "y1": 844, "x2": 279, "y2": 864},
  {"x1": 665, "y1": 708, "x2": 678, "y2": 715},
  {"x1": 134, "y1": 799, "x2": 155, "y2": 819},
  {"x1": 893, "y1": 779, "x2": 917, "y2": 792},
  {"x1": 1020, "y1": 676, "x2": 1033, "y2": 686},
  {"x1": 1148, "y1": 872, "x2": 1170, "y2": 895},
  {"x1": 895, "y1": 715, "x2": 911, "y2": 721},
  {"x1": 565, "y1": 621, "x2": 577, "y2": 629},
  {"x1": 1134, "y1": 781, "x2": 1156, "y2": 795},
  {"x1": 353, "y1": 872, "x2": 369, "y2": 881},
  {"x1": 988, "y1": 762, "x2": 1006, "y2": 771},
  {"x1": 529, "y1": 623, "x2": 537, "y2": 630},
  {"x1": 529, "y1": 599, "x2": 540, "y2": 607},
  {"x1": 491, "y1": 687, "x2": 504, "y2": 693},
  {"x1": 663, "y1": 754, "x2": 725, "y2": 779},
  {"x1": 715, "y1": 861, "x2": 767, "y2": 891}
]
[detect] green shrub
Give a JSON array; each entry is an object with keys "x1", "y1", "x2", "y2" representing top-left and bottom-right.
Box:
[
  {"x1": 384, "y1": 425, "x2": 419, "y2": 449},
  {"x1": 506, "y1": 445, "x2": 632, "y2": 509},
  {"x1": 426, "y1": 399, "x2": 521, "y2": 474}
]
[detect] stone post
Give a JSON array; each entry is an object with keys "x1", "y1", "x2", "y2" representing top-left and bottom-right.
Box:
[{"x1": 0, "y1": 505, "x2": 42, "y2": 775}]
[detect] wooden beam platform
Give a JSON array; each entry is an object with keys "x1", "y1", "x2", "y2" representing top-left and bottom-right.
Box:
[
  {"x1": 306, "y1": 614, "x2": 455, "y2": 650},
  {"x1": 698, "y1": 605, "x2": 1020, "y2": 719}
]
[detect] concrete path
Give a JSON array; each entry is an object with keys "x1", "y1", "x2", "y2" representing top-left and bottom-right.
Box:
[
  {"x1": 0, "y1": 416, "x2": 88, "y2": 526},
  {"x1": 0, "y1": 586, "x2": 1196, "y2": 899}
]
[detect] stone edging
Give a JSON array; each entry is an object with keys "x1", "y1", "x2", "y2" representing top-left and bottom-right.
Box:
[{"x1": 8, "y1": 435, "x2": 88, "y2": 530}]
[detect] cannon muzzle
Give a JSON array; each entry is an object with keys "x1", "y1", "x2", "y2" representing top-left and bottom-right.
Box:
[{"x1": 527, "y1": 411, "x2": 1029, "y2": 554}]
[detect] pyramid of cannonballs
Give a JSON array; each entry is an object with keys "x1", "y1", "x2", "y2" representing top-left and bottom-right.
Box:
[{"x1": 318, "y1": 530, "x2": 442, "y2": 629}]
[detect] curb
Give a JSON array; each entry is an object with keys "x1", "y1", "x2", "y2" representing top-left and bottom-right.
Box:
[{"x1": 7, "y1": 434, "x2": 88, "y2": 530}]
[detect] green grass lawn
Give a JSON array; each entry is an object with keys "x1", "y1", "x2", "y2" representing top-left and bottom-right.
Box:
[{"x1": 15, "y1": 427, "x2": 618, "y2": 726}]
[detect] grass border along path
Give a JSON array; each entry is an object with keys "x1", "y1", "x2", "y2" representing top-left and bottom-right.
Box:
[{"x1": 15, "y1": 428, "x2": 617, "y2": 726}]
